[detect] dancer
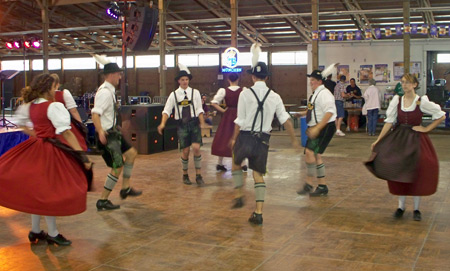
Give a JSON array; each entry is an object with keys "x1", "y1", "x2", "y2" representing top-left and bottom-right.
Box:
[
  {"x1": 231, "y1": 43, "x2": 299, "y2": 225},
  {"x1": 92, "y1": 55, "x2": 141, "y2": 211},
  {"x1": 210, "y1": 73, "x2": 247, "y2": 172},
  {"x1": 158, "y1": 63, "x2": 207, "y2": 186},
  {"x1": 0, "y1": 73, "x2": 92, "y2": 246},
  {"x1": 297, "y1": 65, "x2": 337, "y2": 197},
  {"x1": 50, "y1": 73, "x2": 88, "y2": 151},
  {"x1": 365, "y1": 73, "x2": 445, "y2": 221}
]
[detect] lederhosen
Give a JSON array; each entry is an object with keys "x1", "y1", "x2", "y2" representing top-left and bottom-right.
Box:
[
  {"x1": 173, "y1": 88, "x2": 202, "y2": 149},
  {"x1": 97, "y1": 90, "x2": 132, "y2": 168},
  {"x1": 305, "y1": 88, "x2": 336, "y2": 154},
  {"x1": 233, "y1": 88, "x2": 271, "y2": 174}
]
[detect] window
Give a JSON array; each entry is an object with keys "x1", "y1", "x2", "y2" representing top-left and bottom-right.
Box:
[
  {"x1": 437, "y1": 53, "x2": 450, "y2": 63},
  {"x1": 135, "y1": 55, "x2": 175, "y2": 68},
  {"x1": 227, "y1": 52, "x2": 268, "y2": 66},
  {"x1": 1, "y1": 60, "x2": 29, "y2": 71},
  {"x1": 272, "y1": 51, "x2": 308, "y2": 65},
  {"x1": 98, "y1": 56, "x2": 134, "y2": 68},
  {"x1": 178, "y1": 53, "x2": 219, "y2": 67},
  {"x1": 63, "y1": 57, "x2": 96, "y2": 70},
  {"x1": 32, "y1": 59, "x2": 62, "y2": 71}
]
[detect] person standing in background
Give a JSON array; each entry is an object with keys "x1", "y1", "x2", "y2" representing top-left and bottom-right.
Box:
[{"x1": 363, "y1": 79, "x2": 381, "y2": 136}]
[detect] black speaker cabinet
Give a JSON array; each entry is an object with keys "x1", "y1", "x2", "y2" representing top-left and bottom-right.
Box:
[
  {"x1": 166, "y1": 109, "x2": 178, "y2": 129},
  {"x1": 426, "y1": 86, "x2": 448, "y2": 107},
  {"x1": 163, "y1": 127, "x2": 178, "y2": 151},
  {"x1": 120, "y1": 104, "x2": 164, "y2": 131},
  {"x1": 122, "y1": 130, "x2": 163, "y2": 155},
  {"x1": 125, "y1": 7, "x2": 159, "y2": 51}
]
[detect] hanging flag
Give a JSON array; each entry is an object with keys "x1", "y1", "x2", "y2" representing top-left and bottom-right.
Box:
[
  {"x1": 411, "y1": 24, "x2": 418, "y2": 34},
  {"x1": 320, "y1": 30, "x2": 327, "y2": 41},
  {"x1": 385, "y1": 27, "x2": 392, "y2": 37},
  {"x1": 430, "y1": 25, "x2": 438, "y2": 36},
  {"x1": 395, "y1": 25, "x2": 402, "y2": 35},
  {"x1": 421, "y1": 24, "x2": 428, "y2": 34},
  {"x1": 312, "y1": 30, "x2": 319, "y2": 40},
  {"x1": 329, "y1": 31, "x2": 336, "y2": 41},
  {"x1": 338, "y1": 31, "x2": 344, "y2": 41},
  {"x1": 404, "y1": 24, "x2": 411, "y2": 34},
  {"x1": 365, "y1": 29, "x2": 372, "y2": 40},
  {"x1": 355, "y1": 30, "x2": 362, "y2": 40},
  {"x1": 346, "y1": 31, "x2": 354, "y2": 40},
  {"x1": 375, "y1": 28, "x2": 381, "y2": 39},
  {"x1": 439, "y1": 26, "x2": 446, "y2": 36}
]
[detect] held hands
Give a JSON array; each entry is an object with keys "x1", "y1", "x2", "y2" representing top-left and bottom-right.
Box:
[
  {"x1": 371, "y1": 141, "x2": 378, "y2": 151},
  {"x1": 84, "y1": 161, "x2": 94, "y2": 170},
  {"x1": 412, "y1": 125, "x2": 428, "y2": 133}
]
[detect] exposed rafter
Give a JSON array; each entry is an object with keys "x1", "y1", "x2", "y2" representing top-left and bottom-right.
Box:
[
  {"x1": 342, "y1": 0, "x2": 376, "y2": 38},
  {"x1": 267, "y1": 0, "x2": 311, "y2": 42},
  {"x1": 167, "y1": 9, "x2": 218, "y2": 45},
  {"x1": 418, "y1": 0, "x2": 436, "y2": 27}
]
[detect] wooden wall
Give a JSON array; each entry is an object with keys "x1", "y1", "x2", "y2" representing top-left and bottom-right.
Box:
[{"x1": 10, "y1": 65, "x2": 308, "y2": 105}]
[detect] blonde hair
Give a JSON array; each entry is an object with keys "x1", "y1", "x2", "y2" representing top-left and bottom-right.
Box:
[{"x1": 401, "y1": 73, "x2": 419, "y2": 90}]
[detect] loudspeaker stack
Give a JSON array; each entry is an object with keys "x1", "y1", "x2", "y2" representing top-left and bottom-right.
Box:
[
  {"x1": 120, "y1": 105, "x2": 178, "y2": 154},
  {"x1": 124, "y1": 6, "x2": 159, "y2": 51}
]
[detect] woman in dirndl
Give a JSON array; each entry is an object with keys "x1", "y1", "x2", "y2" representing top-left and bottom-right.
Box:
[
  {"x1": 365, "y1": 73, "x2": 445, "y2": 221},
  {"x1": 0, "y1": 73, "x2": 92, "y2": 246}
]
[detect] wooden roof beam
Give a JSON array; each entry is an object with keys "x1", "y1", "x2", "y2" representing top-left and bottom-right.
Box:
[{"x1": 267, "y1": 0, "x2": 311, "y2": 42}]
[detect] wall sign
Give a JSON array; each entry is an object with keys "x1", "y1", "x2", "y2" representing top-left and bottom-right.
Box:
[{"x1": 222, "y1": 47, "x2": 242, "y2": 73}]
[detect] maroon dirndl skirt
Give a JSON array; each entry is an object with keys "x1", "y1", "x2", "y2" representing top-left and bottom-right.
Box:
[{"x1": 364, "y1": 125, "x2": 439, "y2": 196}]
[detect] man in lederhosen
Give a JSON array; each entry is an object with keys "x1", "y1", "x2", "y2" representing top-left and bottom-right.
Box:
[
  {"x1": 158, "y1": 64, "x2": 206, "y2": 186},
  {"x1": 92, "y1": 58, "x2": 142, "y2": 211},
  {"x1": 296, "y1": 69, "x2": 337, "y2": 197},
  {"x1": 230, "y1": 45, "x2": 299, "y2": 225}
]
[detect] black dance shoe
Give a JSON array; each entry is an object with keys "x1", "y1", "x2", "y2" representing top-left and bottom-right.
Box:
[
  {"x1": 297, "y1": 183, "x2": 313, "y2": 195},
  {"x1": 195, "y1": 175, "x2": 205, "y2": 187},
  {"x1": 183, "y1": 174, "x2": 192, "y2": 185},
  {"x1": 413, "y1": 210, "x2": 422, "y2": 221},
  {"x1": 248, "y1": 212, "x2": 263, "y2": 225},
  {"x1": 393, "y1": 208, "x2": 405, "y2": 218},
  {"x1": 28, "y1": 230, "x2": 47, "y2": 243},
  {"x1": 47, "y1": 234, "x2": 72, "y2": 246},
  {"x1": 120, "y1": 187, "x2": 142, "y2": 199},
  {"x1": 96, "y1": 199, "x2": 120, "y2": 211},
  {"x1": 242, "y1": 165, "x2": 248, "y2": 173},
  {"x1": 231, "y1": 197, "x2": 244, "y2": 209},
  {"x1": 216, "y1": 164, "x2": 227, "y2": 172},
  {"x1": 309, "y1": 185, "x2": 328, "y2": 197}
]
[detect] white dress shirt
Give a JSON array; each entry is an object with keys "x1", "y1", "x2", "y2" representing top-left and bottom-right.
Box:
[
  {"x1": 16, "y1": 98, "x2": 71, "y2": 134},
  {"x1": 211, "y1": 86, "x2": 241, "y2": 104},
  {"x1": 307, "y1": 84, "x2": 337, "y2": 127},
  {"x1": 385, "y1": 95, "x2": 445, "y2": 123},
  {"x1": 91, "y1": 81, "x2": 117, "y2": 130},
  {"x1": 362, "y1": 85, "x2": 381, "y2": 110},
  {"x1": 162, "y1": 87, "x2": 204, "y2": 120},
  {"x1": 234, "y1": 81, "x2": 290, "y2": 133},
  {"x1": 61, "y1": 89, "x2": 77, "y2": 110}
]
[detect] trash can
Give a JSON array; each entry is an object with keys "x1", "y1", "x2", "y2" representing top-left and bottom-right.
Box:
[{"x1": 300, "y1": 116, "x2": 308, "y2": 147}]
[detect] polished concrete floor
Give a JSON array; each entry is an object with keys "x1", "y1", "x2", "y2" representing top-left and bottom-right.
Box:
[{"x1": 1, "y1": 128, "x2": 450, "y2": 271}]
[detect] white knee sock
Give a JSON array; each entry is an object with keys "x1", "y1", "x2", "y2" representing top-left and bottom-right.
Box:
[
  {"x1": 31, "y1": 215, "x2": 41, "y2": 233},
  {"x1": 44, "y1": 216, "x2": 59, "y2": 237},
  {"x1": 218, "y1": 157, "x2": 224, "y2": 165},
  {"x1": 398, "y1": 196, "x2": 406, "y2": 210},
  {"x1": 413, "y1": 196, "x2": 421, "y2": 211}
]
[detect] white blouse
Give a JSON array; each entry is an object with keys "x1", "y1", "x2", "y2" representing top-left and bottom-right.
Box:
[
  {"x1": 211, "y1": 86, "x2": 241, "y2": 104},
  {"x1": 385, "y1": 95, "x2": 445, "y2": 123},
  {"x1": 16, "y1": 98, "x2": 72, "y2": 134},
  {"x1": 61, "y1": 89, "x2": 77, "y2": 110}
]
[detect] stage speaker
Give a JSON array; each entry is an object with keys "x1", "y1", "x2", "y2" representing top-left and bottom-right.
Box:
[
  {"x1": 122, "y1": 129, "x2": 163, "y2": 154},
  {"x1": 166, "y1": 109, "x2": 178, "y2": 129},
  {"x1": 163, "y1": 127, "x2": 178, "y2": 151},
  {"x1": 124, "y1": 6, "x2": 159, "y2": 51},
  {"x1": 3, "y1": 79, "x2": 14, "y2": 109},
  {"x1": 120, "y1": 104, "x2": 164, "y2": 131}
]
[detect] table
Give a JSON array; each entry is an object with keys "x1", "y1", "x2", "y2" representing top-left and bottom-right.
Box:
[{"x1": 0, "y1": 129, "x2": 29, "y2": 156}]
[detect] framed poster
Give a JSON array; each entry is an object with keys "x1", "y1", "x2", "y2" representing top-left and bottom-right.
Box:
[
  {"x1": 358, "y1": 65, "x2": 373, "y2": 84},
  {"x1": 374, "y1": 64, "x2": 389, "y2": 83},
  {"x1": 393, "y1": 62, "x2": 421, "y2": 81},
  {"x1": 337, "y1": 65, "x2": 349, "y2": 83}
]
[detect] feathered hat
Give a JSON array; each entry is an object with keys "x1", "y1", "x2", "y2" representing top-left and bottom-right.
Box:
[
  {"x1": 247, "y1": 43, "x2": 270, "y2": 78},
  {"x1": 307, "y1": 63, "x2": 338, "y2": 81},
  {"x1": 92, "y1": 54, "x2": 123, "y2": 74},
  {"x1": 175, "y1": 63, "x2": 192, "y2": 81}
]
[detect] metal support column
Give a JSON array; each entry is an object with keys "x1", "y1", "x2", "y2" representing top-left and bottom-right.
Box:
[
  {"x1": 121, "y1": 0, "x2": 128, "y2": 105},
  {"x1": 403, "y1": 0, "x2": 410, "y2": 74},
  {"x1": 41, "y1": 0, "x2": 49, "y2": 73},
  {"x1": 230, "y1": 0, "x2": 237, "y2": 48},
  {"x1": 311, "y1": 0, "x2": 319, "y2": 70},
  {"x1": 159, "y1": 0, "x2": 167, "y2": 97}
]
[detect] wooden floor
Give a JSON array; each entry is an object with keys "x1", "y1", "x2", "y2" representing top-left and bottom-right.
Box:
[{"x1": 1, "y1": 129, "x2": 450, "y2": 271}]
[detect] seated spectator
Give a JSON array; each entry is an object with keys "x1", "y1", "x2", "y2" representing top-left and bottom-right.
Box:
[{"x1": 201, "y1": 94, "x2": 213, "y2": 126}]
